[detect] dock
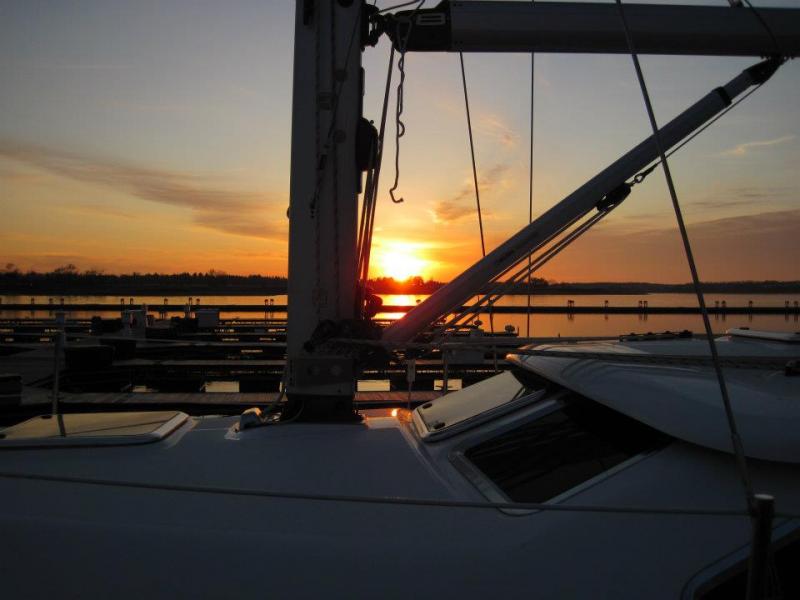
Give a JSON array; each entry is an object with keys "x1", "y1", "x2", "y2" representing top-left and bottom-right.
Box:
[{"x1": 3, "y1": 302, "x2": 800, "y2": 314}]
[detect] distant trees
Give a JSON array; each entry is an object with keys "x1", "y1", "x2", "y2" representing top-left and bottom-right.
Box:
[
  {"x1": 1, "y1": 267, "x2": 798, "y2": 296},
  {"x1": 0, "y1": 268, "x2": 288, "y2": 295}
]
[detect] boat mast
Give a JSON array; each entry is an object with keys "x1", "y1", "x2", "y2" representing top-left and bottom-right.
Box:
[{"x1": 286, "y1": 0, "x2": 364, "y2": 419}]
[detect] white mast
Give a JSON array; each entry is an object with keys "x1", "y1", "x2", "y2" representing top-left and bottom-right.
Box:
[{"x1": 286, "y1": 0, "x2": 364, "y2": 418}]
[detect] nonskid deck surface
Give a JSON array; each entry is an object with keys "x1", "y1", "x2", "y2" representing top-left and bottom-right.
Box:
[{"x1": 1, "y1": 408, "x2": 799, "y2": 599}]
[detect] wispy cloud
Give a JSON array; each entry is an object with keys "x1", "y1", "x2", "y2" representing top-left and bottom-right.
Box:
[
  {"x1": 476, "y1": 114, "x2": 519, "y2": 148},
  {"x1": 720, "y1": 135, "x2": 795, "y2": 157},
  {"x1": 688, "y1": 199, "x2": 754, "y2": 210},
  {"x1": 687, "y1": 185, "x2": 794, "y2": 211},
  {"x1": 31, "y1": 63, "x2": 133, "y2": 71},
  {"x1": 58, "y1": 202, "x2": 137, "y2": 220},
  {"x1": 0, "y1": 140, "x2": 286, "y2": 239},
  {"x1": 432, "y1": 163, "x2": 508, "y2": 224},
  {"x1": 432, "y1": 201, "x2": 475, "y2": 223},
  {"x1": 537, "y1": 209, "x2": 800, "y2": 281}
]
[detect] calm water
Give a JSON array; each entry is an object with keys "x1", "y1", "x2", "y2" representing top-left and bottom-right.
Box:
[{"x1": 2, "y1": 292, "x2": 799, "y2": 337}]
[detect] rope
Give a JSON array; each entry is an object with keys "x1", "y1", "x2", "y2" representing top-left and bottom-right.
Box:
[
  {"x1": 387, "y1": 1, "x2": 425, "y2": 204},
  {"x1": 458, "y1": 53, "x2": 486, "y2": 257},
  {"x1": 458, "y1": 51, "x2": 494, "y2": 333},
  {"x1": 357, "y1": 47, "x2": 396, "y2": 288},
  {"x1": 742, "y1": 0, "x2": 786, "y2": 57},
  {"x1": 330, "y1": 1, "x2": 341, "y2": 313},
  {"x1": 527, "y1": 33, "x2": 535, "y2": 338},
  {"x1": 614, "y1": 0, "x2": 755, "y2": 508},
  {"x1": 3, "y1": 470, "x2": 799, "y2": 519}
]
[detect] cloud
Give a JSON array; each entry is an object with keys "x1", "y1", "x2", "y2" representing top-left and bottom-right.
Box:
[
  {"x1": 476, "y1": 114, "x2": 519, "y2": 148},
  {"x1": 0, "y1": 140, "x2": 286, "y2": 239},
  {"x1": 687, "y1": 185, "x2": 795, "y2": 211},
  {"x1": 32, "y1": 63, "x2": 133, "y2": 70},
  {"x1": 58, "y1": 202, "x2": 137, "y2": 220},
  {"x1": 688, "y1": 199, "x2": 755, "y2": 210},
  {"x1": 720, "y1": 135, "x2": 795, "y2": 157},
  {"x1": 432, "y1": 201, "x2": 474, "y2": 223},
  {"x1": 432, "y1": 163, "x2": 510, "y2": 224},
  {"x1": 537, "y1": 209, "x2": 800, "y2": 282}
]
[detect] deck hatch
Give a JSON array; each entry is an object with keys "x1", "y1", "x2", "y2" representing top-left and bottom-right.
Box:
[
  {"x1": 0, "y1": 411, "x2": 189, "y2": 448},
  {"x1": 413, "y1": 371, "x2": 544, "y2": 441}
]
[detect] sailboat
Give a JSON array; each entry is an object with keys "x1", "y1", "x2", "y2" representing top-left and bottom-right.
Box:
[{"x1": 1, "y1": 2, "x2": 799, "y2": 598}]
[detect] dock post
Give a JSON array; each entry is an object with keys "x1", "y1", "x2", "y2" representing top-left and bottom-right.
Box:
[
  {"x1": 442, "y1": 352, "x2": 449, "y2": 394},
  {"x1": 406, "y1": 358, "x2": 416, "y2": 410},
  {"x1": 745, "y1": 494, "x2": 775, "y2": 600}
]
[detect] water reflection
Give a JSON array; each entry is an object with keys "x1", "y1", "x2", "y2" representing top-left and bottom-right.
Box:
[{"x1": 2, "y1": 293, "x2": 799, "y2": 337}]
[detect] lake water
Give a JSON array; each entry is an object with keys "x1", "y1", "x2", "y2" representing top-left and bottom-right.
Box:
[{"x1": 2, "y1": 292, "x2": 799, "y2": 337}]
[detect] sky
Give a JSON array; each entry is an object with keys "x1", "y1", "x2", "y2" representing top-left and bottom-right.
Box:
[{"x1": 0, "y1": 0, "x2": 798, "y2": 283}]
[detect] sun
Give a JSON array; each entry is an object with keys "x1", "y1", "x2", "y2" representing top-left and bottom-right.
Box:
[{"x1": 375, "y1": 242, "x2": 426, "y2": 280}]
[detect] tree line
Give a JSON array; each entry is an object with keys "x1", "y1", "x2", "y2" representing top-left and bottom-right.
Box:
[{"x1": 1, "y1": 264, "x2": 797, "y2": 295}]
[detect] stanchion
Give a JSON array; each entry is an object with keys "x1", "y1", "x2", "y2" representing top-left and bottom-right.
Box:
[{"x1": 745, "y1": 493, "x2": 775, "y2": 600}]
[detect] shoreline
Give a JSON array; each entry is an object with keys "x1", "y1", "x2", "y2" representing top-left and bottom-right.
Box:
[{"x1": 3, "y1": 288, "x2": 800, "y2": 297}]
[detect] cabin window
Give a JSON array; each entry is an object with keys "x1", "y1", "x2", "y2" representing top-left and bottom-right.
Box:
[
  {"x1": 465, "y1": 394, "x2": 670, "y2": 503},
  {"x1": 695, "y1": 532, "x2": 800, "y2": 599}
]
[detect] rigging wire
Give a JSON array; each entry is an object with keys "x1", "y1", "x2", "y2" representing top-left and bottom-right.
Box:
[
  {"x1": 3, "y1": 469, "x2": 800, "y2": 519},
  {"x1": 614, "y1": 0, "x2": 755, "y2": 508},
  {"x1": 438, "y1": 66, "x2": 772, "y2": 341},
  {"x1": 458, "y1": 53, "x2": 486, "y2": 258},
  {"x1": 458, "y1": 51, "x2": 494, "y2": 333},
  {"x1": 527, "y1": 6, "x2": 535, "y2": 338},
  {"x1": 742, "y1": 0, "x2": 786, "y2": 57},
  {"x1": 357, "y1": 46, "x2": 396, "y2": 289},
  {"x1": 330, "y1": 1, "x2": 341, "y2": 312}
]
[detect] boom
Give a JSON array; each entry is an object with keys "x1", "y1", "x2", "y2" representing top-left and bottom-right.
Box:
[
  {"x1": 382, "y1": 58, "x2": 782, "y2": 344},
  {"x1": 386, "y1": 1, "x2": 800, "y2": 56}
]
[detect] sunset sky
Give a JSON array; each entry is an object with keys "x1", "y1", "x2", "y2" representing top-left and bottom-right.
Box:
[{"x1": 1, "y1": 0, "x2": 798, "y2": 283}]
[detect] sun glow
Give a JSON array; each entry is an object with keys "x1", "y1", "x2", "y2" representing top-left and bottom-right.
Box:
[{"x1": 374, "y1": 242, "x2": 427, "y2": 280}]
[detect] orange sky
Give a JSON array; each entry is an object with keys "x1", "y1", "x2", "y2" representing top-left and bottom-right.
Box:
[{"x1": 1, "y1": 2, "x2": 798, "y2": 283}]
